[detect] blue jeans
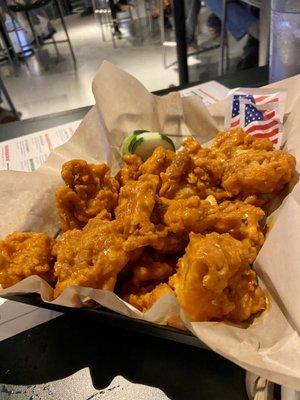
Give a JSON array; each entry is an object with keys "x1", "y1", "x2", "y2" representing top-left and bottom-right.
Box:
[
  {"x1": 205, "y1": 0, "x2": 258, "y2": 40},
  {"x1": 186, "y1": 0, "x2": 201, "y2": 44}
]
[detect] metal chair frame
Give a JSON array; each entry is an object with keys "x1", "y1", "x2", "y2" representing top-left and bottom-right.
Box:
[
  {"x1": 218, "y1": 0, "x2": 230, "y2": 76},
  {"x1": 8, "y1": 0, "x2": 77, "y2": 68},
  {"x1": 0, "y1": 0, "x2": 22, "y2": 73},
  {"x1": 0, "y1": 76, "x2": 20, "y2": 120},
  {"x1": 92, "y1": 0, "x2": 117, "y2": 47},
  {"x1": 92, "y1": 0, "x2": 145, "y2": 48}
]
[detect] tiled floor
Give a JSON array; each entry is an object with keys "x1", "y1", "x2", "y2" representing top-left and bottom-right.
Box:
[{"x1": 1, "y1": 8, "x2": 246, "y2": 120}]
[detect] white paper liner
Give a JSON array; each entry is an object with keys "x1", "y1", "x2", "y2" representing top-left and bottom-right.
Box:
[{"x1": 1, "y1": 62, "x2": 300, "y2": 389}]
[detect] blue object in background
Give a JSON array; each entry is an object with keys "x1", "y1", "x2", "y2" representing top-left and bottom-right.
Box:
[{"x1": 205, "y1": 0, "x2": 258, "y2": 40}]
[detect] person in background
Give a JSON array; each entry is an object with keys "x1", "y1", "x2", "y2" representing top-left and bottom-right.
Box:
[
  {"x1": 151, "y1": 0, "x2": 173, "y2": 29},
  {"x1": 186, "y1": 0, "x2": 201, "y2": 49},
  {"x1": 186, "y1": 0, "x2": 259, "y2": 69}
]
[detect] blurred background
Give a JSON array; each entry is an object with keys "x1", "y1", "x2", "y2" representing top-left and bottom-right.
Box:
[{"x1": 0, "y1": 0, "x2": 269, "y2": 120}]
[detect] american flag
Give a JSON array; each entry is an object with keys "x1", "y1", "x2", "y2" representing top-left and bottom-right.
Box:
[{"x1": 230, "y1": 93, "x2": 281, "y2": 145}]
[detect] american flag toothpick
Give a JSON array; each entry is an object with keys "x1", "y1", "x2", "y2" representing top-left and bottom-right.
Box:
[{"x1": 227, "y1": 90, "x2": 285, "y2": 149}]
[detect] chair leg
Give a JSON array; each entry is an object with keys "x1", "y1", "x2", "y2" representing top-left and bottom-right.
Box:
[
  {"x1": 129, "y1": 6, "x2": 134, "y2": 36},
  {"x1": 134, "y1": 0, "x2": 143, "y2": 43},
  {"x1": 0, "y1": 15, "x2": 19, "y2": 73},
  {"x1": 106, "y1": 0, "x2": 116, "y2": 48},
  {"x1": 218, "y1": 0, "x2": 227, "y2": 76},
  {"x1": 93, "y1": 0, "x2": 107, "y2": 42},
  {"x1": 99, "y1": 11, "x2": 107, "y2": 41},
  {"x1": 225, "y1": 32, "x2": 230, "y2": 72},
  {"x1": 5, "y1": 8, "x2": 23, "y2": 65},
  {"x1": 163, "y1": 45, "x2": 168, "y2": 69},
  {"x1": 148, "y1": 0, "x2": 154, "y2": 34},
  {"x1": 197, "y1": 2, "x2": 203, "y2": 36},
  {"x1": 52, "y1": 37, "x2": 60, "y2": 62},
  {"x1": 10, "y1": 19, "x2": 24, "y2": 60},
  {"x1": 103, "y1": 6, "x2": 110, "y2": 31},
  {"x1": 159, "y1": 0, "x2": 166, "y2": 68},
  {"x1": 54, "y1": 0, "x2": 77, "y2": 68},
  {"x1": 25, "y1": 10, "x2": 41, "y2": 49},
  {"x1": 0, "y1": 0, "x2": 21, "y2": 73},
  {"x1": 111, "y1": 19, "x2": 117, "y2": 48},
  {"x1": 0, "y1": 77, "x2": 20, "y2": 120},
  {"x1": 144, "y1": 0, "x2": 152, "y2": 35},
  {"x1": 258, "y1": 0, "x2": 270, "y2": 66},
  {"x1": 103, "y1": 10, "x2": 111, "y2": 42},
  {"x1": 1, "y1": 38, "x2": 17, "y2": 73}
]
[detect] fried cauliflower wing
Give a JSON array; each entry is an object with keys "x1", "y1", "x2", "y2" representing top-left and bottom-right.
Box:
[
  {"x1": 209, "y1": 129, "x2": 296, "y2": 198},
  {"x1": 182, "y1": 137, "x2": 225, "y2": 184},
  {"x1": 116, "y1": 154, "x2": 143, "y2": 186},
  {"x1": 54, "y1": 175, "x2": 166, "y2": 298},
  {"x1": 53, "y1": 215, "x2": 130, "y2": 297},
  {"x1": 170, "y1": 232, "x2": 266, "y2": 322},
  {"x1": 211, "y1": 128, "x2": 274, "y2": 157},
  {"x1": 119, "y1": 250, "x2": 175, "y2": 295},
  {"x1": 139, "y1": 146, "x2": 175, "y2": 176},
  {"x1": 162, "y1": 196, "x2": 264, "y2": 256},
  {"x1": 115, "y1": 173, "x2": 159, "y2": 236},
  {"x1": 162, "y1": 196, "x2": 214, "y2": 234},
  {"x1": 123, "y1": 258, "x2": 174, "y2": 291},
  {"x1": 2, "y1": 131, "x2": 289, "y2": 326},
  {"x1": 181, "y1": 136, "x2": 202, "y2": 155},
  {"x1": 125, "y1": 283, "x2": 174, "y2": 312},
  {"x1": 159, "y1": 137, "x2": 229, "y2": 201},
  {"x1": 56, "y1": 160, "x2": 119, "y2": 231},
  {"x1": 159, "y1": 148, "x2": 193, "y2": 199},
  {"x1": 118, "y1": 246, "x2": 177, "y2": 312},
  {"x1": 216, "y1": 200, "x2": 265, "y2": 254},
  {"x1": 222, "y1": 149, "x2": 296, "y2": 196},
  {"x1": 0, "y1": 232, "x2": 54, "y2": 288},
  {"x1": 187, "y1": 151, "x2": 228, "y2": 201}
]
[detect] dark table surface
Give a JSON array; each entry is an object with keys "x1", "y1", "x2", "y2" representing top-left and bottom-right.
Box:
[
  {"x1": 0, "y1": 313, "x2": 248, "y2": 400},
  {"x1": 0, "y1": 66, "x2": 270, "y2": 400}
]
